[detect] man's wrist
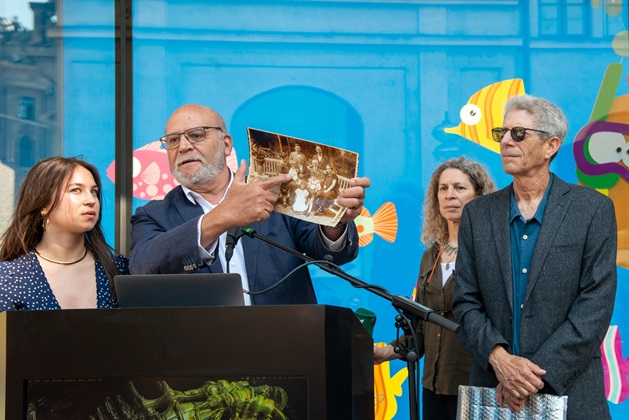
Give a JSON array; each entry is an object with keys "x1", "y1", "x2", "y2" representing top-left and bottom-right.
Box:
[{"x1": 489, "y1": 344, "x2": 508, "y2": 368}]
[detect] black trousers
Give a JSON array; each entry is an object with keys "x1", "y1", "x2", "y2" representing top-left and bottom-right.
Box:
[{"x1": 422, "y1": 387, "x2": 458, "y2": 420}]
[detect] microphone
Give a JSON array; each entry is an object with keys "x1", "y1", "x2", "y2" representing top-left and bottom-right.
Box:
[
  {"x1": 225, "y1": 226, "x2": 245, "y2": 271},
  {"x1": 241, "y1": 227, "x2": 459, "y2": 333}
]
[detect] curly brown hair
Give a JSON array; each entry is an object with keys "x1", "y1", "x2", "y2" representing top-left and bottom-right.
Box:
[{"x1": 420, "y1": 157, "x2": 497, "y2": 246}]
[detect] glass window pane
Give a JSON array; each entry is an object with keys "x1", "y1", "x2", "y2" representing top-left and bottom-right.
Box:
[
  {"x1": 540, "y1": 5, "x2": 560, "y2": 35},
  {"x1": 0, "y1": 0, "x2": 117, "y2": 242},
  {"x1": 566, "y1": 5, "x2": 585, "y2": 35},
  {"x1": 605, "y1": 12, "x2": 625, "y2": 36},
  {"x1": 0, "y1": 0, "x2": 60, "y2": 231},
  {"x1": 19, "y1": 97, "x2": 35, "y2": 120}
]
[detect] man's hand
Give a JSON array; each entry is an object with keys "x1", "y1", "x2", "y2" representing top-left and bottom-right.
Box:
[
  {"x1": 497, "y1": 382, "x2": 527, "y2": 412},
  {"x1": 221, "y1": 160, "x2": 290, "y2": 223},
  {"x1": 337, "y1": 177, "x2": 371, "y2": 222},
  {"x1": 374, "y1": 344, "x2": 400, "y2": 365},
  {"x1": 201, "y1": 160, "x2": 290, "y2": 246},
  {"x1": 489, "y1": 345, "x2": 546, "y2": 402},
  {"x1": 321, "y1": 177, "x2": 371, "y2": 241}
]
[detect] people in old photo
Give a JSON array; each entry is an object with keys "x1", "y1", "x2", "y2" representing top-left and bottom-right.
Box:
[{"x1": 247, "y1": 128, "x2": 358, "y2": 227}]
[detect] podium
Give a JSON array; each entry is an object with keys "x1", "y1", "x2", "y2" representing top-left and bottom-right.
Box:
[{"x1": 0, "y1": 305, "x2": 373, "y2": 419}]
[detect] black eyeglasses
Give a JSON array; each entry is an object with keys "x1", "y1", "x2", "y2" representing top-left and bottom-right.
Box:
[
  {"x1": 491, "y1": 126, "x2": 549, "y2": 143},
  {"x1": 159, "y1": 126, "x2": 223, "y2": 150}
]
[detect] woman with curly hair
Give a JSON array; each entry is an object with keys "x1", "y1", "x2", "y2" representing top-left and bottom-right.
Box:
[{"x1": 374, "y1": 156, "x2": 496, "y2": 420}]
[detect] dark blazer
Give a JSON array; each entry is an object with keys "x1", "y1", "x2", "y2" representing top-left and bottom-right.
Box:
[
  {"x1": 129, "y1": 185, "x2": 359, "y2": 305},
  {"x1": 453, "y1": 175, "x2": 617, "y2": 419}
]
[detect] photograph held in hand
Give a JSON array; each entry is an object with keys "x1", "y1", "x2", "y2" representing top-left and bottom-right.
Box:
[{"x1": 247, "y1": 127, "x2": 359, "y2": 228}]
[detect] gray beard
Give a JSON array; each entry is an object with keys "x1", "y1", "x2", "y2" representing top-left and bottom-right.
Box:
[{"x1": 172, "y1": 147, "x2": 226, "y2": 186}]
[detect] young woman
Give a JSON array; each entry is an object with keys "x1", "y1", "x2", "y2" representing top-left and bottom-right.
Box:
[{"x1": 0, "y1": 156, "x2": 129, "y2": 310}]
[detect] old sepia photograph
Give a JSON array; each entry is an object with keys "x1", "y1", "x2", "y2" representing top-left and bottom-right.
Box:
[{"x1": 247, "y1": 128, "x2": 360, "y2": 227}]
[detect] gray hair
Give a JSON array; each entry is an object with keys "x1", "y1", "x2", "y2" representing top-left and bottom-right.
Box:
[{"x1": 504, "y1": 94, "x2": 568, "y2": 144}]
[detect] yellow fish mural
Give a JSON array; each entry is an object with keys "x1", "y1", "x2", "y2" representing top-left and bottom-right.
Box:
[
  {"x1": 445, "y1": 78, "x2": 526, "y2": 153},
  {"x1": 374, "y1": 342, "x2": 409, "y2": 420},
  {"x1": 355, "y1": 202, "x2": 398, "y2": 247}
]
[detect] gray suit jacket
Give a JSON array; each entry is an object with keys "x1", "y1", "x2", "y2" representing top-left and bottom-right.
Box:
[
  {"x1": 129, "y1": 185, "x2": 359, "y2": 305},
  {"x1": 453, "y1": 175, "x2": 617, "y2": 419}
]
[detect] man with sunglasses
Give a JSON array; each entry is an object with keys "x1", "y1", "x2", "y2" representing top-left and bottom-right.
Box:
[
  {"x1": 129, "y1": 104, "x2": 370, "y2": 305},
  {"x1": 453, "y1": 95, "x2": 617, "y2": 419}
]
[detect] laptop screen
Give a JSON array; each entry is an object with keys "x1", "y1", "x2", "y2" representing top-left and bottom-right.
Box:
[{"x1": 114, "y1": 273, "x2": 245, "y2": 308}]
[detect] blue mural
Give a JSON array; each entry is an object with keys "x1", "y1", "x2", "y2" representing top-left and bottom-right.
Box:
[{"x1": 59, "y1": 0, "x2": 629, "y2": 418}]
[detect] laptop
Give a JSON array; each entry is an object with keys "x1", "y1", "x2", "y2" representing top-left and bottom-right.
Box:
[{"x1": 114, "y1": 273, "x2": 245, "y2": 308}]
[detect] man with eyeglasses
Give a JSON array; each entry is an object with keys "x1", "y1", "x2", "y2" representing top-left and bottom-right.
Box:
[
  {"x1": 453, "y1": 94, "x2": 616, "y2": 419},
  {"x1": 129, "y1": 104, "x2": 371, "y2": 306}
]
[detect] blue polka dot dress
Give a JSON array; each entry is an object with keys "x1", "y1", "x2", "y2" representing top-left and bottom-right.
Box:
[{"x1": 0, "y1": 251, "x2": 129, "y2": 311}]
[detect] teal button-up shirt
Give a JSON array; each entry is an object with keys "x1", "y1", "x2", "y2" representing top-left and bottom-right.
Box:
[{"x1": 509, "y1": 174, "x2": 553, "y2": 355}]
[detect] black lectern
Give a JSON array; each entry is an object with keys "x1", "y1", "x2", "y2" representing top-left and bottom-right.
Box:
[{"x1": 0, "y1": 305, "x2": 373, "y2": 419}]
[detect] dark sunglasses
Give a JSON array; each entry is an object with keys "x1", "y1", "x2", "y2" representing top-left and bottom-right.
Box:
[{"x1": 491, "y1": 126, "x2": 549, "y2": 143}]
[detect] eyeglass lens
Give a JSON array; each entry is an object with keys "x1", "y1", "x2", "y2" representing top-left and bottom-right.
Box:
[
  {"x1": 492, "y1": 127, "x2": 528, "y2": 143},
  {"x1": 162, "y1": 127, "x2": 208, "y2": 149}
]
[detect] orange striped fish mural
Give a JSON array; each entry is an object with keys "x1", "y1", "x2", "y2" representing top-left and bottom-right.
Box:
[
  {"x1": 374, "y1": 342, "x2": 409, "y2": 420},
  {"x1": 445, "y1": 78, "x2": 526, "y2": 153},
  {"x1": 355, "y1": 202, "x2": 398, "y2": 247}
]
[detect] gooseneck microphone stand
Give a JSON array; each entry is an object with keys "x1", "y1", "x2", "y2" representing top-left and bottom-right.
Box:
[{"x1": 241, "y1": 227, "x2": 459, "y2": 420}]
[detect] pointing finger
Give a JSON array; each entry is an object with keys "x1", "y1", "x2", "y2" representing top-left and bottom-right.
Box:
[{"x1": 255, "y1": 173, "x2": 292, "y2": 190}]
